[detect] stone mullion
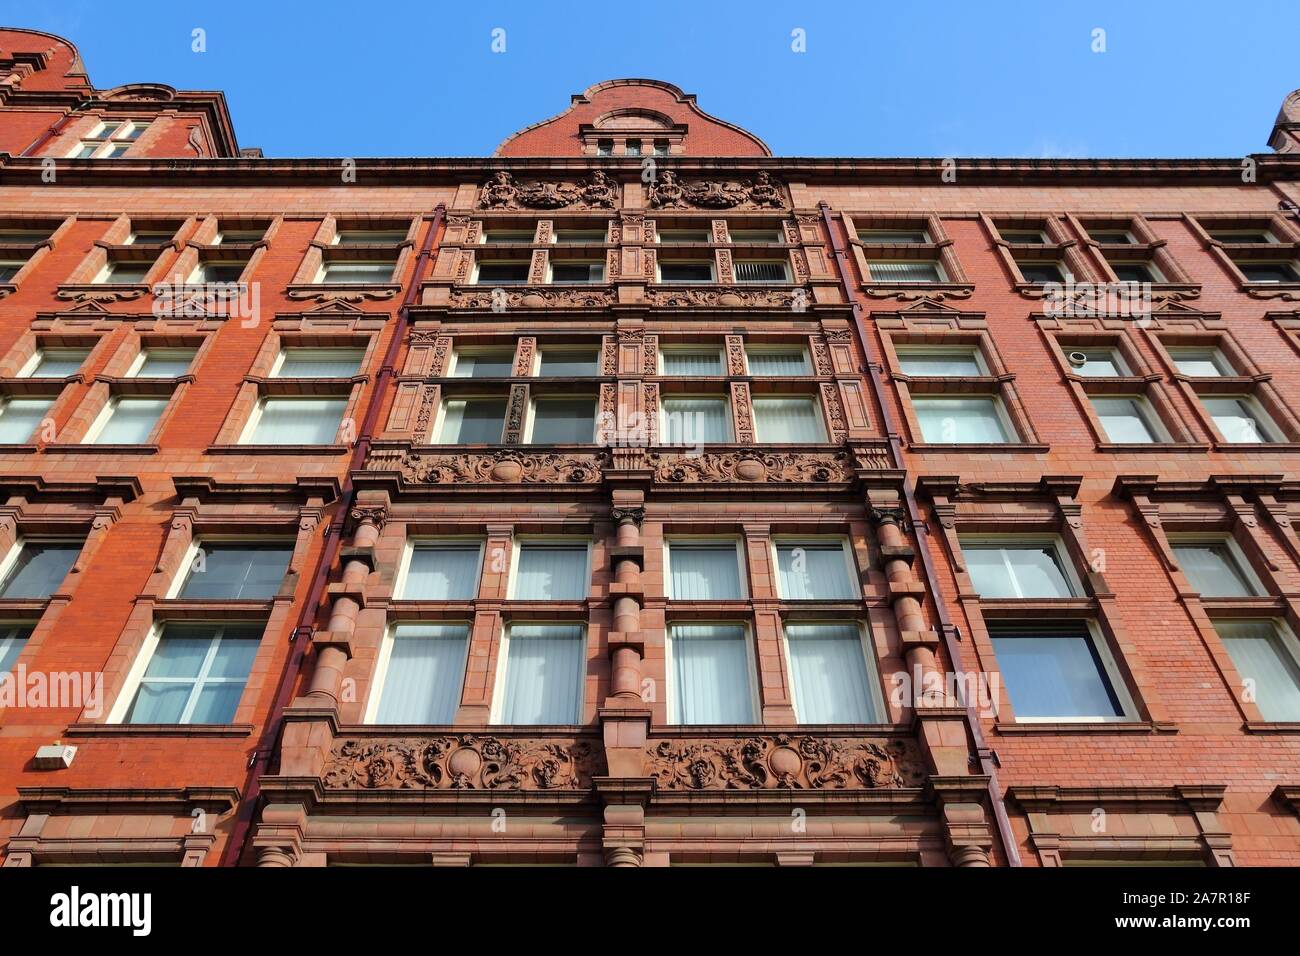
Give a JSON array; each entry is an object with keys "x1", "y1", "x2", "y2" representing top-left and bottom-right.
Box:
[
  {"x1": 742, "y1": 524, "x2": 797, "y2": 723},
  {"x1": 730, "y1": 381, "x2": 754, "y2": 443},
  {"x1": 503, "y1": 383, "x2": 529, "y2": 443},
  {"x1": 725, "y1": 334, "x2": 747, "y2": 376},
  {"x1": 513, "y1": 336, "x2": 536, "y2": 376}
]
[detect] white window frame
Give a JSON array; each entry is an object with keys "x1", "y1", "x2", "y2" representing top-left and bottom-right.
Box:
[
  {"x1": 238, "y1": 395, "x2": 345, "y2": 446},
  {"x1": 911, "y1": 394, "x2": 1017, "y2": 444},
  {"x1": 658, "y1": 394, "x2": 734, "y2": 444},
  {"x1": 1065, "y1": 347, "x2": 1130, "y2": 377},
  {"x1": 743, "y1": 345, "x2": 811, "y2": 376},
  {"x1": 1166, "y1": 346, "x2": 1233, "y2": 377},
  {"x1": 524, "y1": 395, "x2": 599, "y2": 443},
  {"x1": 1214, "y1": 617, "x2": 1300, "y2": 719},
  {"x1": 532, "y1": 347, "x2": 601, "y2": 377},
  {"x1": 0, "y1": 536, "x2": 81, "y2": 599},
  {"x1": 655, "y1": 229, "x2": 712, "y2": 245},
  {"x1": 894, "y1": 345, "x2": 988, "y2": 377},
  {"x1": 314, "y1": 260, "x2": 395, "y2": 285},
  {"x1": 68, "y1": 120, "x2": 149, "y2": 159},
  {"x1": 94, "y1": 260, "x2": 152, "y2": 284},
  {"x1": 448, "y1": 347, "x2": 516, "y2": 378},
  {"x1": 187, "y1": 260, "x2": 247, "y2": 285},
  {"x1": 1201, "y1": 393, "x2": 1284, "y2": 443},
  {"x1": 431, "y1": 394, "x2": 507, "y2": 445},
  {"x1": 546, "y1": 260, "x2": 605, "y2": 284},
  {"x1": 268, "y1": 346, "x2": 365, "y2": 379},
  {"x1": 507, "y1": 537, "x2": 593, "y2": 601},
  {"x1": 778, "y1": 619, "x2": 886, "y2": 724},
  {"x1": 126, "y1": 347, "x2": 196, "y2": 379},
  {"x1": 751, "y1": 393, "x2": 828, "y2": 443},
  {"x1": 769, "y1": 536, "x2": 859, "y2": 601},
  {"x1": 472, "y1": 260, "x2": 530, "y2": 284},
  {"x1": 165, "y1": 537, "x2": 294, "y2": 601},
  {"x1": 1109, "y1": 260, "x2": 1165, "y2": 283},
  {"x1": 958, "y1": 535, "x2": 1084, "y2": 599},
  {"x1": 1090, "y1": 393, "x2": 1170, "y2": 443},
  {"x1": 488, "y1": 619, "x2": 588, "y2": 724},
  {"x1": 657, "y1": 345, "x2": 725, "y2": 375},
  {"x1": 664, "y1": 537, "x2": 749, "y2": 600},
  {"x1": 656, "y1": 260, "x2": 716, "y2": 283},
  {"x1": 664, "y1": 620, "x2": 761, "y2": 726},
  {"x1": 732, "y1": 259, "x2": 792, "y2": 283},
  {"x1": 363, "y1": 619, "x2": 472, "y2": 724},
  {"x1": 992, "y1": 619, "x2": 1137, "y2": 724},
  {"x1": 82, "y1": 394, "x2": 168, "y2": 445},
  {"x1": 1168, "y1": 535, "x2": 1266, "y2": 598},
  {"x1": 865, "y1": 259, "x2": 947, "y2": 282},
  {"x1": 18, "y1": 347, "x2": 91, "y2": 378},
  {"x1": 393, "y1": 537, "x2": 486, "y2": 601}
]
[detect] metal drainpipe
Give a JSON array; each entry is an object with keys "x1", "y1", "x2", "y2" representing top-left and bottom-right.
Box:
[
  {"x1": 818, "y1": 201, "x2": 1022, "y2": 866},
  {"x1": 19, "y1": 102, "x2": 87, "y2": 157},
  {"x1": 221, "y1": 203, "x2": 447, "y2": 866}
]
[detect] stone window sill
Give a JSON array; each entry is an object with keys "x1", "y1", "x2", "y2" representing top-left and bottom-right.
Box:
[
  {"x1": 64, "y1": 723, "x2": 255, "y2": 738},
  {"x1": 43, "y1": 443, "x2": 159, "y2": 454},
  {"x1": 206, "y1": 443, "x2": 347, "y2": 455},
  {"x1": 995, "y1": 720, "x2": 1175, "y2": 735},
  {"x1": 1096, "y1": 442, "x2": 1210, "y2": 453}
]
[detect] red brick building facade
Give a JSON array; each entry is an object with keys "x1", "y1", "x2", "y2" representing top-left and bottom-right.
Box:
[{"x1": 0, "y1": 26, "x2": 1298, "y2": 867}]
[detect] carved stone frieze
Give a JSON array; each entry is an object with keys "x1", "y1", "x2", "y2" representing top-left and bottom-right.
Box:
[
  {"x1": 365, "y1": 448, "x2": 608, "y2": 484},
  {"x1": 647, "y1": 170, "x2": 786, "y2": 209},
  {"x1": 450, "y1": 287, "x2": 614, "y2": 309},
  {"x1": 323, "y1": 735, "x2": 604, "y2": 790},
  {"x1": 647, "y1": 287, "x2": 803, "y2": 308},
  {"x1": 646, "y1": 734, "x2": 924, "y2": 790},
  {"x1": 650, "y1": 450, "x2": 857, "y2": 484},
  {"x1": 286, "y1": 287, "x2": 397, "y2": 303},
  {"x1": 477, "y1": 170, "x2": 619, "y2": 210}
]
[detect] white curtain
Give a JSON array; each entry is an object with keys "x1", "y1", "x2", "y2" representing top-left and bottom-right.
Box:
[
  {"x1": 963, "y1": 544, "x2": 1072, "y2": 599},
  {"x1": 662, "y1": 351, "x2": 722, "y2": 376},
  {"x1": 1173, "y1": 545, "x2": 1254, "y2": 598},
  {"x1": 500, "y1": 624, "x2": 585, "y2": 724},
  {"x1": 95, "y1": 398, "x2": 167, "y2": 444},
  {"x1": 251, "y1": 398, "x2": 345, "y2": 444},
  {"x1": 669, "y1": 544, "x2": 742, "y2": 599},
  {"x1": 374, "y1": 624, "x2": 468, "y2": 724},
  {"x1": 661, "y1": 398, "x2": 731, "y2": 445},
  {"x1": 753, "y1": 397, "x2": 825, "y2": 443},
  {"x1": 276, "y1": 348, "x2": 364, "y2": 377},
  {"x1": 747, "y1": 351, "x2": 808, "y2": 376},
  {"x1": 514, "y1": 545, "x2": 587, "y2": 600},
  {"x1": 776, "y1": 544, "x2": 856, "y2": 599},
  {"x1": 401, "y1": 545, "x2": 482, "y2": 599},
  {"x1": 1217, "y1": 620, "x2": 1300, "y2": 721},
  {"x1": 0, "y1": 398, "x2": 52, "y2": 444},
  {"x1": 785, "y1": 623, "x2": 877, "y2": 723},
  {"x1": 914, "y1": 397, "x2": 1009, "y2": 443},
  {"x1": 670, "y1": 624, "x2": 753, "y2": 724},
  {"x1": 439, "y1": 398, "x2": 506, "y2": 444}
]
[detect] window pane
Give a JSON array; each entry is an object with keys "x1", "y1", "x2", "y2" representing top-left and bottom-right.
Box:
[
  {"x1": 0, "y1": 398, "x2": 52, "y2": 443},
  {"x1": 746, "y1": 350, "x2": 809, "y2": 376},
  {"x1": 669, "y1": 544, "x2": 742, "y2": 600},
  {"x1": 785, "y1": 623, "x2": 877, "y2": 723},
  {"x1": 1216, "y1": 620, "x2": 1300, "y2": 721},
  {"x1": 538, "y1": 351, "x2": 598, "y2": 376},
  {"x1": 134, "y1": 348, "x2": 195, "y2": 377},
  {"x1": 103, "y1": 262, "x2": 151, "y2": 283},
  {"x1": 179, "y1": 544, "x2": 291, "y2": 600},
  {"x1": 0, "y1": 542, "x2": 79, "y2": 598},
  {"x1": 896, "y1": 350, "x2": 981, "y2": 376},
  {"x1": 776, "y1": 543, "x2": 856, "y2": 599},
  {"x1": 1069, "y1": 349, "x2": 1125, "y2": 377},
  {"x1": 1091, "y1": 397, "x2": 1159, "y2": 444},
  {"x1": 859, "y1": 229, "x2": 928, "y2": 243},
  {"x1": 661, "y1": 350, "x2": 722, "y2": 376},
  {"x1": 250, "y1": 398, "x2": 346, "y2": 444},
  {"x1": 867, "y1": 261, "x2": 942, "y2": 282},
  {"x1": 670, "y1": 624, "x2": 753, "y2": 724},
  {"x1": 913, "y1": 397, "x2": 1010, "y2": 443},
  {"x1": 189, "y1": 683, "x2": 247, "y2": 724},
  {"x1": 514, "y1": 545, "x2": 587, "y2": 600},
  {"x1": 320, "y1": 262, "x2": 394, "y2": 284},
  {"x1": 659, "y1": 262, "x2": 713, "y2": 282},
  {"x1": 0, "y1": 625, "x2": 32, "y2": 673},
  {"x1": 1172, "y1": 544, "x2": 1256, "y2": 597},
  {"x1": 333, "y1": 230, "x2": 407, "y2": 246},
  {"x1": 661, "y1": 398, "x2": 731, "y2": 444},
  {"x1": 734, "y1": 261, "x2": 788, "y2": 282},
  {"x1": 276, "y1": 348, "x2": 364, "y2": 377},
  {"x1": 438, "y1": 398, "x2": 505, "y2": 444},
  {"x1": 375, "y1": 624, "x2": 468, "y2": 724},
  {"x1": 126, "y1": 624, "x2": 258, "y2": 725},
  {"x1": 753, "y1": 397, "x2": 824, "y2": 442},
  {"x1": 1203, "y1": 397, "x2": 1276, "y2": 443},
  {"x1": 500, "y1": 624, "x2": 584, "y2": 724},
  {"x1": 1018, "y1": 262, "x2": 1066, "y2": 284},
  {"x1": 401, "y1": 545, "x2": 481, "y2": 599},
  {"x1": 530, "y1": 399, "x2": 596, "y2": 443},
  {"x1": 1169, "y1": 349, "x2": 1228, "y2": 377},
  {"x1": 126, "y1": 682, "x2": 192, "y2": 723},
  {"x1": 964, "y1": 544, "x2": 1073, "y2": 599},
  {"x1": 476, "y1": 263, "x2": 529, "y2": 284},
  {"x1": 94, "y1": 398, "x2": 167, "y2": 444},
  {"x1": 453, "y1": 352, "x2": 514, "y2": 378},
  {"x1": 28, "y1": 349, "x2": 90, "y2": 377},
  {"x1": 991, "y1": 629, "x2": 1124, "y2": 719}
]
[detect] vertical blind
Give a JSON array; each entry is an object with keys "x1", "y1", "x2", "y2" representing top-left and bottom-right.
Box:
[
  {"x1": 867, "y1": 260, "x2": 943, "y2": 282},
  {"x1": 752, "y1": 397, "x2": 824, "y2": 443},
  {"x1": 95, "y1": 397, "x2": 168, "y2": 444},
  {"x1": 670, "y1": 624, "x2": 753, "y2": 724},
  {"x1": 0, "y1": 398, "x2": 52, "y2": 443},
  {"x1": 785, "y1": 623, "x2": 876, "y2": 723},
  {"x1": 500, "y1": 624, "x2": 585, "y2": 724},
  {"x1": 400, "y1": 544, "x2": 482, "y2": 599},
  {"x1": 775, "y1": 543, "x2": 856, "y2": 599},
  {"x1": 1216, "y1": 620, "x2": 1300, "y2": 721},
  {"x1": 669, "y1": 544, "x2": 742, "y2": 600},
  {"x1": 1173, "y1": 544, "x2": 1255, "y2": 598},
  {"x1": 439, "y1": 398, "x2": 506, "y2": 444},
  {"x1": 990, "y1": 629, "x2": 1123, "y2": 719},
  {"x1": 514, "y1": 544, "x2": 588, "y2": 600},
  {"x1": 746, "y1": 350, "x2": 808, "y2": 376},
  {"x1": 913, "y1": 397, "x2": 1010, "y2": 444},
  {"x1": 374, "y1": 624, "x2": 468, "y2": 724},
  {"x1": 661, "y1": 350, "x2": 723, "y2": 376},
  {"x1": 660, "y1": 398, "x2": 731, "y2": 445},
  {"x1": 250, "y1": 398, "x2": 346, "y2": 445},
  {"x1": 127, "y1": 624, "x2": 261, "y2": 724}
]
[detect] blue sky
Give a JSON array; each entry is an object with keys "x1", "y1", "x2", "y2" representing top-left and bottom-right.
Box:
[{"x1": 4, "y1": 1, "x2": 1298, "y2": 159}]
